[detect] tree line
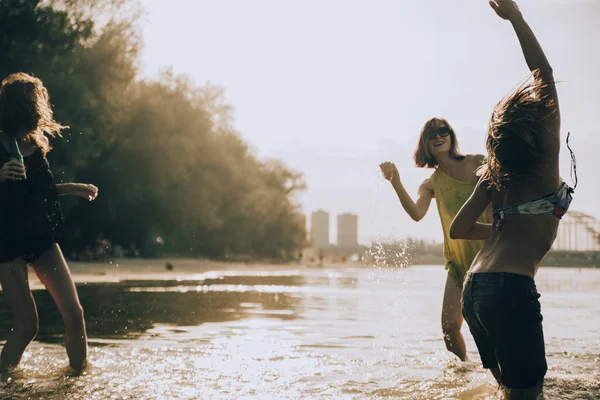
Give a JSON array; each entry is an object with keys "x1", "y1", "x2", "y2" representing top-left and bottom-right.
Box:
[{"x1": 0, "y1": 0, "x2": 307, "y2": 260}]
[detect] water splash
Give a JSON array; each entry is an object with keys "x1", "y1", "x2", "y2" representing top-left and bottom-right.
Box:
[{"x1": 362, "y1": 169, "x2": 415, "y2": 356}]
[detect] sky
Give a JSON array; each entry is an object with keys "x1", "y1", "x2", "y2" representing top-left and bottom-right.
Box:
[{"x1": 139, "y1": 0, "x2": 600, "y2": 245}]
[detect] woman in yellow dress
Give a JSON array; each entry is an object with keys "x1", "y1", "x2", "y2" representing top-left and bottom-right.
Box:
[{"x1": 380, "y1": 118, "x2": 490, "y2": 361}]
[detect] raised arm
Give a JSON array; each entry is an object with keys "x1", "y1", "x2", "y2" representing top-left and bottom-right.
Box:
[
  {"x1": 380, "y1": 162, "x2": 433, "y2": 222},
  {"x1": 491, "y1": 0, "x2": 560, "y2": 152},
  {"x1": 490, "y1": 1, "x2": 552, "y2": 78}
]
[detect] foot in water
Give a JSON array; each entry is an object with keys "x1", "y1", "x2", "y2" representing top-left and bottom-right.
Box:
[
  {"x1": 444, "y1": 358, "x2": 480, "y2": 376},
  {"x1": 0, "y1": 362, "x2": 20, "y2": 376},
  {"x1": 65, "y1": 361, "x2": 89, "y2": 377}
]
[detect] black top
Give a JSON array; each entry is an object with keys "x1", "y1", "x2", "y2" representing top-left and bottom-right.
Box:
[{"x1": 0, "y1": 145, "x2": 64, "y2": 244}]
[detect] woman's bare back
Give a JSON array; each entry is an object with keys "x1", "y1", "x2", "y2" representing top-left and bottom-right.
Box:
[{"x1": 471, "y1": 93, "x2": 563, "y2": 277}]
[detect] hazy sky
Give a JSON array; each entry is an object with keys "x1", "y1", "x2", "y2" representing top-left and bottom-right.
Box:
[{"x1": 140, "y1": 0, "x2": 599, "y2": 245}]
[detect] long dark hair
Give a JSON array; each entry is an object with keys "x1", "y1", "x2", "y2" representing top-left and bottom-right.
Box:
[
  {"x1": 0, "y1": 72, "x2": 66, "y2": 154},
  {"x1": 480, "y1": 70, "x2": 557, "y2": 189},
  {"x1": 413, "y1": 117, "x2": 465, "y2": 168}
]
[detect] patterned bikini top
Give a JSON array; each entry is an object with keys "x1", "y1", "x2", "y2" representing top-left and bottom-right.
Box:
[{"x1": 493, "y1": 132, "x2": 577, "y2": 230}]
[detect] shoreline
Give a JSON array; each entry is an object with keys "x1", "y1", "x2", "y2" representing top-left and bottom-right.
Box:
[
  {"x1": 63, "y1": 258, "x2": 310, "y2": 279},
  {"x1": 63, "y1": 257, "x2": 599, "y2": 276},
  {"x1": 9, "y1": 258, "x2": 596, "y2": 291},
  {"x1": 20, "y1": 258, "x2": 313, "y2": 289}
]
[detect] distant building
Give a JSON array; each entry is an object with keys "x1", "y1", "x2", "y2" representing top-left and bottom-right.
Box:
[
  {"x1": 310, "y1": 210, "x2": 330, "y2": 249},
  {"x1": 337, "y1": 213, "x2": 358, "y2": 249},
  {"x1": 300, "y1": 213, "x2": 307, "y2": 240}
]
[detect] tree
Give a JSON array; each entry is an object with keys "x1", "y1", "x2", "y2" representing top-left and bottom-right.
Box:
[{"x1": 0, "y1": 0, "x2": 307, "y2": 260}]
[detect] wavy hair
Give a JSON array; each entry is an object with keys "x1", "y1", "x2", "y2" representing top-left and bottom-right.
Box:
[
  {"x1": 480, "y1": 70, "x2": 557, "y2": 189},
  {"x1": 0, "y1": 72, "x2": 67, "y2": 154}
]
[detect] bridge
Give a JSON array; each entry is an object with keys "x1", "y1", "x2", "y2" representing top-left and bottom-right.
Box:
[{"x1": 554, "y1": 211, "x2": 600, "y2": 252}]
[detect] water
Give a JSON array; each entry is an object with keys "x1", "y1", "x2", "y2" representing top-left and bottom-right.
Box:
[{"x1": 0, "y1": 265, "x2": 598, "y2": 399}]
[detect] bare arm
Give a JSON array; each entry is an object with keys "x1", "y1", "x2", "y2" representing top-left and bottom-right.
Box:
[
  {"x1": 391, "y1": 178, "x2": 434, "y2": 222},
  {"x1": 490, "y1": 1, "x2": 560, "y2": 151},
  {"x1": 56, "y1": 183, "x2": 99, "y2": 200},
  {"x1": 474, "y1": 154, "x2": 493, "y2": 222},
  {"x1": 491, "y1": 1, "x2": 552, "y2": 76},
  {"x1": 450, "y1": 177, "x2": 493, "y2": 240},
  {"x1": 56, "y1": 183, "x2": 76, "y2": 196},
  {"x1": 484, "y1": 204, "x2": 493, "y2": 223},
  {"x1": 379, "y1": 162, "x2": 433, "y2": 222}
]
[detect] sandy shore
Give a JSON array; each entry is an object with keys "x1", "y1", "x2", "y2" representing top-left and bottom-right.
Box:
[
  {"x1": 55, "y1": 258, "x2": 314, "y2": 282},
  {"x1": 4, "y1": 258, "x2": 324, "y2": 290},
  {"x1": 24, "y1": 256, "x2": 596, "y2": 286}
]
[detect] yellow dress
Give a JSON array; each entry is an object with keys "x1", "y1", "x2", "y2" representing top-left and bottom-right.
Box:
[{"x1": 430, "y1": 168, "x2": 489, "y2": 287}]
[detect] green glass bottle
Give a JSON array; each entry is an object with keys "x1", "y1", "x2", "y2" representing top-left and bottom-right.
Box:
[{"x1": 8, "y1": 135, "x2": 26, "y2": 179}]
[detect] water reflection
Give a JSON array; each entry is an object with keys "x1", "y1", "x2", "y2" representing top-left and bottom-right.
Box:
[
  {"x1": 0, "y1": 267, "x2": 595, "y2": 399},
  {"x1": 0, "y1": 274, "x2": 312, "y2": 343}
]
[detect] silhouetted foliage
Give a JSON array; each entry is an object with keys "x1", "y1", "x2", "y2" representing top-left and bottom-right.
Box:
[{"x1": 0, "y1": 0, "x2": 307, "y2": 260}]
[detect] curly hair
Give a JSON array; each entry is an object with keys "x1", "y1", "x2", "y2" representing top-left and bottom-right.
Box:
[
  {"x1": 0, "y1": 72, "x2": 67, "y2": 154},
  {"x1": 480, "y1": 69, "x2": 557, "y2": 189},
  {"x1": 413, "y1": 117, "x2": 465, "y2": 168}
]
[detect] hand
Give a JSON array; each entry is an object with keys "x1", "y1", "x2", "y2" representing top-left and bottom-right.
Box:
[
  {"x1": 0, "y1": 160, "x2": 26, "y2": 183},
  {"x1": 379, "y1": 162, "x2": 400, "y2": 184},
  {"x1": 73, "y1": 183, "x2": 99, "y2": 201},
  {"x1": 489, "y1": 0, "x2": 521, "y2": 21}
]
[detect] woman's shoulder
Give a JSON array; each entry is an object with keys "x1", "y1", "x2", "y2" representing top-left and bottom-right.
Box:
[
  {"x1": 464, "y1": 154, "x2": 487, "y2": 177},
  {"x1": 464, "y1": 154, "x2": 487, "y2": 165}
]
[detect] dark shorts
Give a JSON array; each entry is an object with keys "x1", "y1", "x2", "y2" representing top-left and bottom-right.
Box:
[
  {"x1": 0, "y1": 234, "x2": 57, "y2": 264},
  {"x1": 462, "y1": 272, "x2": 547, "y2": 390}
]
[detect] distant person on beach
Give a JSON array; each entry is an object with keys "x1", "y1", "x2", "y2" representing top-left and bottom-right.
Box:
[
  {"x1": 379, "y1": 117, "x2": 491, "y2": 362},
  {"x1": 0, "y1": 72, "x2": 98, "y2": 372},
  {"x1": 450, "y1": 0, "x2": 575, "y2": 397}
]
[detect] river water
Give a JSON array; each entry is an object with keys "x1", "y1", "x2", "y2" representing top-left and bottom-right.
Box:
[{"x1": 0, "y1": 265, "x2": 598, "y2": 399}]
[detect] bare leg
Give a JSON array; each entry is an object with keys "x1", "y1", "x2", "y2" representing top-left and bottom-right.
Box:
[
  {"x1": 0, "y1": 259, "x2": 39, "y2": 370},
  {"x1": 441, "y1": 272, "x2": 468, "y2": 361},
  {"x1": 32, "y1": 243, "x2": 87, "y2": 370}
]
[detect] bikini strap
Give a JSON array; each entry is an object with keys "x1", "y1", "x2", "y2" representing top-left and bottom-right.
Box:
[
  {"x1": 566, "y1": 131, "x2": 577, "y2": 192},
  {"x1": 493, "y1": 190, "x2": 511, "y2": 231},
  {"x1": 492, "y1": 133, "x2": 577, "y2": 230}
]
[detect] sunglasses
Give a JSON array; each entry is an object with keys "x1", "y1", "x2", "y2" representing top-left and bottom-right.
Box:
[{"x1": 433, "y1": 126, "x2": 451, "y2": 138}]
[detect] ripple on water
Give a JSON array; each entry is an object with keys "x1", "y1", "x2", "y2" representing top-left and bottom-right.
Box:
[{"x1": 0, "y1": 266, "x2": 597, "y2": 399}]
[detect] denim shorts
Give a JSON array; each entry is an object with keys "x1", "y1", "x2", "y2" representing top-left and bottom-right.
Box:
[{"x1": 462, "y1": 272, "x2": 547, "y2": 390}]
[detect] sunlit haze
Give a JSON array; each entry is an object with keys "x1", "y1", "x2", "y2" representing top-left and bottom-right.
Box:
[{"x1": 140, "y1": 0, "x2": 600, "y2": 244}]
